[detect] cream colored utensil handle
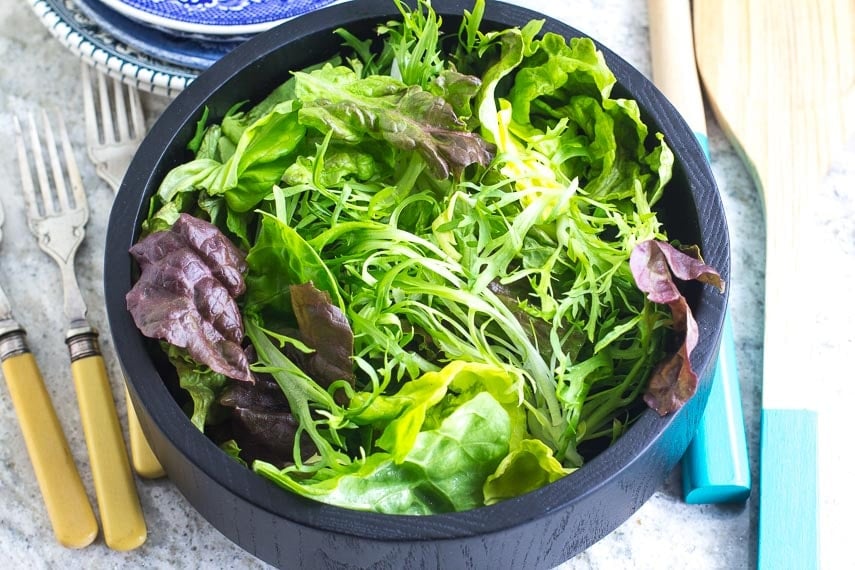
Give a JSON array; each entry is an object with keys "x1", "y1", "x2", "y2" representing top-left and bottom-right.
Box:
[
  {"x1": 647, "y1": 0, "x2": 750, "y2": 504},
  {"x1": 1, "y1": 343, "x2": 98, "y2": 548},
  {"x1": 647, "y1": 0, "x2": 707, "y2": 133},
  {"x1": 125, "y1": 383, "x2": 165, "y2": 478},
  {"x1": 70, "y1": 350, "x2": 147, "y2": 551}
]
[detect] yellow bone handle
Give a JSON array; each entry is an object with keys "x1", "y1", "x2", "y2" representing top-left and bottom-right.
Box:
[
  {"x1": 124, "y1": 383, "x2": 165, "y2": 478},
  {"x1": 70, "y1": 353, "x2": 147, "y2": 551},
  {"x1": 1, "y1": 350, "x2": 99, "y2": 548}
]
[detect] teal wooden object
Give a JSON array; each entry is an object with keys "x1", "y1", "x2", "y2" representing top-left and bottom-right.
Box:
[
  {"x1": 680, "y1": 133, "x2": 751, "y2": 504},
  {"x1": 682, "y1": 313, "x2": 751, "y2": 503},
  {"x1": 758, "y1": 409, "x2": 818, "y2": 570}
]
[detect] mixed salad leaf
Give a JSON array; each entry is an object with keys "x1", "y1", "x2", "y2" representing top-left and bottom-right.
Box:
[{"x1": 126, "y1": 0, "x2": 723, "y2": 514}]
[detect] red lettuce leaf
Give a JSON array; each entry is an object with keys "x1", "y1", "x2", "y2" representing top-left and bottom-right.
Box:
[
  {"x1": 218, "y1": 374, "x2": 317, "y2": 467},
  {"x1": 127, "y1": 213, "x2": 252, "y2": 382},
  {"x1": 295, "y1": 68, "x2": 495, "y2": 179},
  {"x1": 289, "y1": 282, "x2": 355, "y2": 389},
  {"x1": 630, "y1": 240, "x2": 725, "y2": 415}
]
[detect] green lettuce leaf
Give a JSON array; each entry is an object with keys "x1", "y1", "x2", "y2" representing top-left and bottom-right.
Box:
[
  {"x1": 255, "y1": 391, "x2": 510, "y2": 514},
  {"x1": 509, "y1": 33, "x2": 616, "y2": 125},
  {"x1": 244, "y1": 212, "x2": 344, "y2": 323},
  {"x1": 295, "y1": 65, "x2": 493, "y2": 179},
  {"x1": 164, "y1": 344, "x2": 228, "y2": 432},
  {"x1": 348, "y1": 361, "x2": 524, "y2": 462},
  {"x1": 152, "y1": 102, "x2": 306, "y2": 215},
  {"x1": 483, "y1": 438, "x2": 570, "y2": 505},
  {"x1": 428, "y1": 69, "x2": 481, "y2": 121}
]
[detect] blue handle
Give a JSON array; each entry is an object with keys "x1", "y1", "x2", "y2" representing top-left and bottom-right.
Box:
[
  {"x1": 682, "y1": 314, "x2": 751, "y2": 502},
  {"x1": 681, "y1": 131, "x2": 751, "y2": 504},
  {"x1": 758, "y1": 408, "x2": 818, "y2": 570}
]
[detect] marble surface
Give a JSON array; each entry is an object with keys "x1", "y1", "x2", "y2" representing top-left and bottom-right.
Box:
[{"x1": 0, "y1": 0, "x2": 852, "y2": 568}]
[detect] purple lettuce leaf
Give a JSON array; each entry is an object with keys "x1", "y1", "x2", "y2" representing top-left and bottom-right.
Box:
[
  {"x1": 630, "y1": 240, "x2": 725, "y2": 415},
  {"x1": 127, "y1": 213, "x2": 252, "y2": 382},
  {"x1": 218, "y1": 374, "x2": 317, "y2": 467},
  {"x1": 289, "y1": 282, "x2": 355, "y2": 389}
]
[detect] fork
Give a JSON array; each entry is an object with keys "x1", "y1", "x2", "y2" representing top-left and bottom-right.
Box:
[
  {"x1": 81, "y1": 63, "x2": 146, "y2": 193},
  {"x1": 0, "y1": 197, "x2": 98, "y2": 549},
  {"x1": 15, "y1": 109, "x2": 147, "y2": 552},
  {"x1": 82, "y1": 63, "x2": 165, "y2": 479}
]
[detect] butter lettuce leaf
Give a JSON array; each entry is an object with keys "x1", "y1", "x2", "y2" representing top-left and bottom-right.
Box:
[
  {"x1": 348, "y1": 361, "x2": 525, "y2": 462},
  {"x1": 483, "y1": 438, "x2": 570, "y2": 505},
  {"x1": 150, "y1": 102, "x2": 306, "y2": 216},
  {"x1": 255, "y1": 392, "x2": 511, "y2": 514},
  {"x1": 244, "y1": 211, "x2": 345, "y2": 323}
]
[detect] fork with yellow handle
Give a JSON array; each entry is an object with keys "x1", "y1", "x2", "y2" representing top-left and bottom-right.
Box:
[
  {"x1": 15, "y1": 110, "x2": 147, "y2": 551},
  {"x1": 81, "y1": 64, "x2": 165, "y2": 480},
  {"x1": 0, "y1": 198, "x2": 98, "y2": 548}
]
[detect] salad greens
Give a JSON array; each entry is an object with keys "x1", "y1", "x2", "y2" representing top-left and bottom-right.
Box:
[{"x1": 126, "y1": 0, "x2": 723, "y2": 514}]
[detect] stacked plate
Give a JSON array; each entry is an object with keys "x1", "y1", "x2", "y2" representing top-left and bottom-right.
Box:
[{"x1": 28, "y1": 0, "x2": 340, "y2": 97}]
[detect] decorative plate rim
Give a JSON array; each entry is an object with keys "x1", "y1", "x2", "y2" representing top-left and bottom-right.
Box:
[
  {"x1": 28, "y1": 0, "x2": 198, "y2": 97},
  {"x1": 73, "y1": 0, "x2": 240, "y2": 71},
  {"x1": 97, "y1": 0, "x2": 343, "y2": 37}
]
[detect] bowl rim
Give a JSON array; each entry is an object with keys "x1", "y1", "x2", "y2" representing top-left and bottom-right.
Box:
[{"x1": 105, "y1": 0, "x2": 729, "y2": 545}]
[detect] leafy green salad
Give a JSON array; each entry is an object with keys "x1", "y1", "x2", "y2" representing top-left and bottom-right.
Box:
[{"x1": 126, "y1": 0, "x2": 723, "y2": 514}]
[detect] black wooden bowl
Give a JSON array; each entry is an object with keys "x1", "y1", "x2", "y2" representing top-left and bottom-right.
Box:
[{"x1": 104, "y1": 1, "x2": 730, "y2": 568}]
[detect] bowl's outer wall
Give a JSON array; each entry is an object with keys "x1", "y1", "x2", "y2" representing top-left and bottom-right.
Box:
[{"x1": 105, "y1": 1, "x2": 730, "y2": 568}]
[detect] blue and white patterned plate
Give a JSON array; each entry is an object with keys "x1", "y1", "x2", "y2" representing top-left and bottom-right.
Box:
[
  {"x1": 97, "y1": 0, "x2": 338, "y2": 37},
  {"x1": 73, "y1": 0, "x2": 241, "y2": 70},
  {"x1": 28, "y1": 0, "x2": 197, "y2": 96}
]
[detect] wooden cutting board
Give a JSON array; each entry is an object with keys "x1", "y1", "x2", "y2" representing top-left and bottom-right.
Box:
[{"x1": 692, "y1": 0, "x2": 853, "y2": 568}]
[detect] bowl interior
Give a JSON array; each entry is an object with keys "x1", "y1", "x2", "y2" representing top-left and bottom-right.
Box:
[{"x1": 105, "y1": 0, "x2": 729, "y2": 566}]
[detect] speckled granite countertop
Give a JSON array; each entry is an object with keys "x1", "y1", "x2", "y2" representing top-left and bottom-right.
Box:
[{"x1": 1, "y1": 0, "x2": 851, "y2": 568}]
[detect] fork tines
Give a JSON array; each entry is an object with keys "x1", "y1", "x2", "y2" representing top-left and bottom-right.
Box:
[
  {"x1": 82, "y1": 64, "x2": 145, "y2": 147},
  {"x1": 14, "y1": 110, "x2": 86, "y2": 220}
]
